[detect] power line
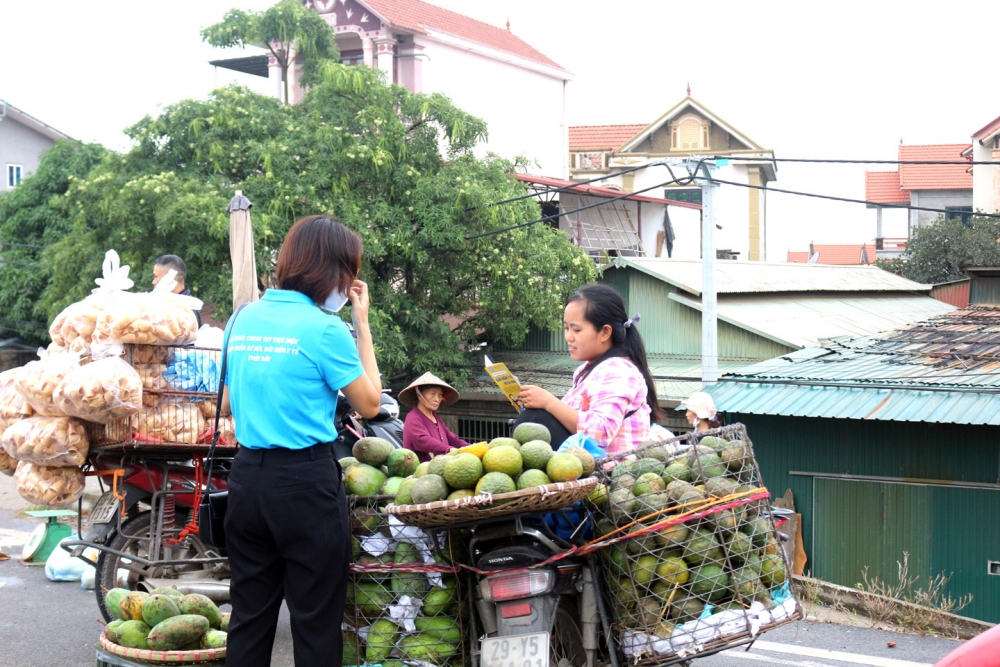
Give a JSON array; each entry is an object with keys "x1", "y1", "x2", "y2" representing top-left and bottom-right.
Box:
[
  {"x1": 492, "y1": 160, "x2": 670, "y2": 208},
  {"x1": 708, "y1": 178, "x2": 1000, "y2": 220},
  {"x1": 466, "y1": 162, "x2": 703, "y2": 241},
  {"x1": 715, "y1": 156, "x2": 1000, "y2": 166}
]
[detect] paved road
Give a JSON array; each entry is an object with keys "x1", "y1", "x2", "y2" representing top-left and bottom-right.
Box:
[{"x1": 0, "y1": 475, "x2": 965, "y2": 667}]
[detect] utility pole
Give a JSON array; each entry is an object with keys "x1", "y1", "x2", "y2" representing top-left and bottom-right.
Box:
[{"x1": 697, "y1": 162, "x2": 719, "y2": 384}]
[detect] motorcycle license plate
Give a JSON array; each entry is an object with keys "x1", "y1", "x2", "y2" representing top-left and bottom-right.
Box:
[
  {"x1": 88, "y1": 492, "x2": 120, "y2": 525},
  {"x1": 481, "y1": 632, "x2": 549, "y2": 667}
]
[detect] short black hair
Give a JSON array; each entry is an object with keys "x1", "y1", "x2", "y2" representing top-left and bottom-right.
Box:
[{"x1": 155, "y1": 255, "x2": 187, "y2": 282}]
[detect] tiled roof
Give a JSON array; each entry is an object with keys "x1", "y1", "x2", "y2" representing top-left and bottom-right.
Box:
[
  {"x1": 972, "y1": 114, "x2": 1000, "y2": 141},
  {"x1": 516, "y1": 173, "x2": 701, "y2": 209},
  {"x1": 811, "y1": 244, "x2": 877, "y2": 266},
  {"x1": 363, "y1": 0, "x2": 564, "y2": 70},
  {"x1": 569, "y1": 125, "x2": 647, "y2": 151},
  {"x1": 898, "y1": 144, "x2": 973, "y2": 191},
  {"x1": 865, "y1": 171, "x2": 910, "y2": 204},
  {"x1": 705, "y1": 307, "x2": 1000, "y2": 425},
  {"x1": 787, "y1": 252, "x2": 809, "y2": 263}
]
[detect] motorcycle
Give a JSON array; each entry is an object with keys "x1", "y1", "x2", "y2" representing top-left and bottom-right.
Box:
[
  {"x1": 333, "y1": 389, "x2": 405, "y2": 460},
  {"x1": 70, "y1": 449, "x2": 233, "y2": 622}
]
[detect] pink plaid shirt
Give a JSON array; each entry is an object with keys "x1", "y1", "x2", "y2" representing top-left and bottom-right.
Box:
[{"x1": 562, "y1": 357, "x2": 651, "y2": 457}]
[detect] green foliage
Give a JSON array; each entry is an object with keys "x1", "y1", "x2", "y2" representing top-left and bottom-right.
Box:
[
  {"x1": 875, "y1": 215, "x2": 1000, "y2": 284},
  {"x1": 0, "y1": 140, "x2": 107, "y2": 343},
  {"x1": 17, "y1": 59, "x2": 593, "y2": 380},
  {"x1": 201, "y1": 0, "x2": 339, "y2": 103}
]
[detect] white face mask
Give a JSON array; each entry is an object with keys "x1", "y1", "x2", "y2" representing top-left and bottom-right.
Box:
[{"x1": 322, "y1": 288, "x2": 350, "y2": 313}]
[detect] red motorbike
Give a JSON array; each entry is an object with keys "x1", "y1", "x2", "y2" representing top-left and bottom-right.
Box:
[{"x1": 66, "y1": 449, "x2": 233, "y2": 623}]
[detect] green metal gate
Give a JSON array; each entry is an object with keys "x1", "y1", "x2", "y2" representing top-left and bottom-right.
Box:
[{"x1": 812, "y1": 477, "x2": 1000, "y2": 623}]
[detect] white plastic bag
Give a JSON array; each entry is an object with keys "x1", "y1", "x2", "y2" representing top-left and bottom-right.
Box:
[{"x1": 45, "y1": 535, "x2": 94, "y2": 582}]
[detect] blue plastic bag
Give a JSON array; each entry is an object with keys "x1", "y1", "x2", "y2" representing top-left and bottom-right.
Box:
[
  {"x1": 164, "y1": 349, "x2": 220, "y2": 393},
  {"x1": 557, "y1": 433, "x2": 607, "y2": 460}
]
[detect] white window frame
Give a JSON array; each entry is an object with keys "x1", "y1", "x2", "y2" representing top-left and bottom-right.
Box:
[{"x1": 6, "y1": 164, "x2": 23, "y2": 188}]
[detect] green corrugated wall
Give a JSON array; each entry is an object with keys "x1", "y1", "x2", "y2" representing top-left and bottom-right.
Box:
[
  {"x1": 813, "y1": 478, "x2": 1000, "y2": 623},
  {"x1": 971, "y1": 276, "x2": 1000, "y2": 305},
  {"x1": 732, "y1": 413, "x2": 1000, "y2": 622}
]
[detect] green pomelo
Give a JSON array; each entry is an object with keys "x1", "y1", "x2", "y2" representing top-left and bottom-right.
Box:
[
  {"x1": 411, "y1": 474, "x2": 450, "y2": 504},
  {"x1": 200, "y1": 629, "x2": 227, "y2": 649},
  {"x1": 609, "y1": 488, "x2": 638, "y2": 525},
  {"x1": 586, "y1": 482, "x2": 608, "y2": 508},
  {"x1": 698, "y1": 436, "x2": 728, "y2": 452},
  {"x1": 760, "y1": 554, "x2": 787, "y2": 588},
  {"x1": 427, "y1": 455, "x2": 449, "y2": 478},
  {"x1": 413, "y1": 462, "x2": 430, "y2": 478},
  {"x1": 632, "y1": 554, "x2": 659, "y2": 586},
  {"x1": 338, "y1": 456, "x2": 359, "y2": 472},
  {"x1": 726, "y1": 531, "x2": 755, "y2": 563},
  {"x1": 626, "y1": 533, "x2": 659, "y2": 556},
  {"x1": 488, "y1": 437, "x2": 522, "y2": 451},
  {"x1": 117, "y1": 620, "x2": 153, "y2": 649},
  {"x1": 741, "y1": 515, "x2": 773, "y2": 548},
  {"x1": 343, "y1": 463, "x2": 388, "y2": 496},
  {"x1": 636, "y1": 491, "x2": 672, "y2": 517},
  {"x1": 704, "y1": 477, "x2": 739, "y2": 498},
  {"x1": 386, "y1": 448, "x2": 419, "y2": 478},
  {"x1": 443, "y1": 453, "x2": 484, "y2": 489},
  {"x1": 691, "y1": 453, "x2": 727, "y2": 480},
  {"x1": 708, "y1": 507, "x2": 746, "y2": 533},
  {"x1": 547, "y1": 452, "x2": 583, "y2": 482},
  {"x1": 394, "y1": 477, "x2": 417, "y2": 505},
  {"x1": 731, "y1": 569, "x2": 760, "y2": 598},
  {"x1": 641, "y1": 442, "x2": 674, "y2": 462},
  {"x1": 655, "y1": 556, "x2": 690, "y2": 586},
  {"x1": 683, "y1": 528, "x2": 724, "y2": 566},
  {"x1": 720, "y1": 440, "x2": 751, "y2": 471},
  {"x1": 670, "y1": 596, "x2": 704, "y2": 622},
  {"x1": 423, "y1": 578, "x2": 458, "y2": 615},
  {"x1": 380, "y1": 476, "x2": 405, "y2": 496},
  {"x1": 632, "y1": 472, "x2": 666, "y2": 497},
  {"x1": 661, "y1": 462, "x2": 693, "y2": 485},
  {"x1": 147, "y1": 615, "x2": 209, "y2": 651},
  {"x1": 104, "y1": 619, "x2": 125, "y2": 644},
  {"x1": 689, "y1": 564, "x2": 730, "y2": 602},
  {"x1": 399, "y1": 634, "x2": 458, "y2": 663},
  {"x1": 519, "y1": 440, "x2": 554, "y2": 470},
  {"x1": 414, "y1": 615, "x2": 462, "y2": 643},
  {"x1": 355, "y1": 582, "x2": 393, "y2": 617},
  {"x1": 613, "y1": 473, "x2": 637, "y2": 491},
  {"x1": 636, "y1": 596, "x2": 666, "y2": 626},
  {"x1": 179, "y1": 593, "x2": 222, "y2": 629},
  {"x1": 342, "y1": 631, "x2": 360, "y2": 666},
  {"x1": 665, "y1": 480, "x2": 697, "y2": 503},
  {"x1": 352, "y1": 437, "x2": 394, "y2": 466},
  {"x1": 565, "y1": 446, "x2": 596, "y2": 476},
  {"x1": 141, "y1": 594, "x2": 181, "y2": 628},
  {"x1": 483, "y1": 446, "x2": 523, "y2": 477},
  {"x1": 654, "y1": 522, "x2": 690, "y2": 548},
  {"x1": 148, "y1": 586, "x2": 184, "y2": 599},
  {"x1": 631, "y1": 458, "x2": 666, "y2": 477},
  {"x1": 448, "y1": 488, "x2": 476, "y2": 501},
  {"x1": 605, "y1": 546, "x2": 629, "y2": 576},
  {"x1": 475, "y1": 472, "x2": 516, "y2": 495},
  {"x1": 104, "y1": 588, "x2": 129, "y2": 620},
  {"x1": 512, "y1": 422, "x2": 550, "y2": 444},
  {"x1": 366, "y1": 619, "x2": 400, "y2": 663},
  {"x1": 516, "y1": 468, "x2": 551, "y2": 490}
]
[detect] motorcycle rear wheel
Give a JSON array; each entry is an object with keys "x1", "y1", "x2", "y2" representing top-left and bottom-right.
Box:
[
  {"x1": 551, "y1": 601, "x2": 588, "y2": 667},
  {"x1": 93, "y1": 510, "x2": 225, "y2": 622}
]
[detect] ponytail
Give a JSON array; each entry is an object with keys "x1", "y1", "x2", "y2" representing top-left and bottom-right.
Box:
[{"x1": 568, "y1": 284, "x2": 665, "y2": 423}]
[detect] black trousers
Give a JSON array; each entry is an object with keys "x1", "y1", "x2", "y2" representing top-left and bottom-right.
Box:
[
  {"x1": 224, "y1": 444, "x2": 350, "y2": 667},
  {"x1": 513, "y1": 408, "x2": 574, "y2": 449}
]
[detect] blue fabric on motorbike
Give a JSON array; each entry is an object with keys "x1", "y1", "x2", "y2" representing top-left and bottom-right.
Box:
[{"x1": 223, "y1": 289, "x2": 363, "y2": 449}]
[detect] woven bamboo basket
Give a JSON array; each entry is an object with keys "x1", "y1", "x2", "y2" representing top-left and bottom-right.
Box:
[
  {"x1": 386, "y1": 476, "x2": 598, "y2": 528},
  {"x1": 99, "y1": 633, "x2": 225, "y2": 665}
]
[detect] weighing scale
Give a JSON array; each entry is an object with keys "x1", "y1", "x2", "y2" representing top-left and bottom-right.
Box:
[{"x1": 20, "y1": 509, "x2": 76, "y2": 565}]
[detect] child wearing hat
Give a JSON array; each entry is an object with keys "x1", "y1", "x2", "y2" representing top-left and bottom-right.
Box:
[{"x1": 400, "y1": 372, "x2": 470, "y2": 463}]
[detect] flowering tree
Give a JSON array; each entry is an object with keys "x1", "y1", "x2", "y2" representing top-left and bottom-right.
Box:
[{"x1": 25, "y1": 63, "x2": 593, "y2": 380}]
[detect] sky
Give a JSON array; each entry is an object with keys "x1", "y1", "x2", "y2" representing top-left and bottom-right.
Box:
[{"x1": 2, "y1": 0, "x2": 999, "y2": 259}]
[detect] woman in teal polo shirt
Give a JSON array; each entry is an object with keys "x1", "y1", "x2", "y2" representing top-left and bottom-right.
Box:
[{"x1": 221, "y1": 215, "x2": 383, "y2": 667}]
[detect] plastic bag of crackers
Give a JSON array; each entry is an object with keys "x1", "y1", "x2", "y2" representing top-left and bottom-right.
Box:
[
  {"x1": 53, "y1": 356, "x2": 142, "y2": 424},
  {"x1": 1, "y1": 416, "x2": 89, "y2": 467},
  {"x1": 132, "y1": 402, "x2": 207, "y2": 445},
  {"x1": 15, "y1": 354, "x2": 80, "y2": 417},
  {"x1": 13, "y1": 461, "x2": 86, "y2": 508}
]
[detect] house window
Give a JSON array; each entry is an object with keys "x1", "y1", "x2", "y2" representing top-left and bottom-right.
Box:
[
  {"x1": 664, "y1": 188, "x2": 702, "y2": 204},
  {"x1": 671, "y1": 114, "x2": 710, "y2": 151},
  {"x1": 6, "y1": 164, "x2": 22, "y2": 188},
  {"x1": 944, "y1": 206, "x2": 973, "y2": 225},
  {"x1": 575, "y1": 152, "x2": 606, "y2": 170}
]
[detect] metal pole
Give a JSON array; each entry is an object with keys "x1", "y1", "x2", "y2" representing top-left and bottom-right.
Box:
[
  {"x1": 700, "y1": 167, "x2": 719, "y2": 384},
  {"x1": 876, "y1": 207, "x2": 884, "y2": 250}
]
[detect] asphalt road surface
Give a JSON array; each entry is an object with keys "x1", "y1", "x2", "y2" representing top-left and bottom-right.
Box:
[{"x1": 0, "y1": 476, "x2": 965, "y2": 667}]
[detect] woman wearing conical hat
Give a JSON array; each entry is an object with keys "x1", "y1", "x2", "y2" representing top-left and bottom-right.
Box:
[{"x1": 399, "y1": 372, "x2": 470, "y2": 463}]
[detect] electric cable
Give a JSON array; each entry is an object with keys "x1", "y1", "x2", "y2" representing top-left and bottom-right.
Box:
[
  {"x1": 706, "y1": 156, "x2": 1000, "y2": 166},
  {"x1": 707, "y1": 178, "x2": 1000, "y2": 220},
  {"x1": 491, "y1": 160, "x2": 669, "y2": 208},
  {"x1": 465, "y1": 162, "x2": 703, "y2": 241}
]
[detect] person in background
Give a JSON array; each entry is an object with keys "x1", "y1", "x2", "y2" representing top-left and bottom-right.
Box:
[
  {"x1": 678, "y1": 391, "x2": 724, "y2": 432},
  {"x1": 400, "y1": 372, "x2": 469, "y2": 462},
  {"x1": 153, "y1": 254, "x2": 201, "y2": 326},
  {"x1": 515, "y1": 283, "x2": 663, "y2": 456},
  {"x1": 220, "y1": 215, "x2": 384, "y2": 667}
]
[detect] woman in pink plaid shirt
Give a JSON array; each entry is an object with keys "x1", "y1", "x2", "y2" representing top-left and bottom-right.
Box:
[{"x1": 515, "y1": 284, "x2": 663, "y2": 456}]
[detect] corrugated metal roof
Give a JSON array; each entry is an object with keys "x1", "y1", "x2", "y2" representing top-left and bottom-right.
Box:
[
  {"x1": 608, "y1": 258, "x2": 933, "y2": 295},
  {"x1": 704, "y1": 307, "x2": 1000, "y2": 425},
  {"x1": 464, "y1": 351, "x2": 751, "y2": 401},
  {"x1": 669, "y1": 292, "x2": 956, "y2": 349}
]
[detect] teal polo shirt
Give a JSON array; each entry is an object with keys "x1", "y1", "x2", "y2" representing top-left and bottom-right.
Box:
[{"x1": 223, "y1": 289, "x2": 364, "y2": 449}]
